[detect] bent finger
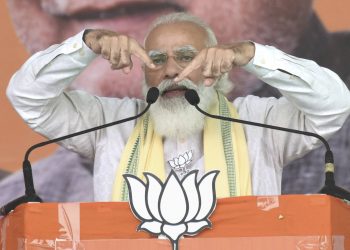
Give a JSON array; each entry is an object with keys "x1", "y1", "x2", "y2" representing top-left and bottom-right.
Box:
[
  {"x1": 100, "y1": 37, "x2": 112, "y2": 60},
  {"x1": 175, "y1": 51, "x2": 206, "y2": 82},
  {"x1": 202, "y1": 48, "x2": 216, "y2": 78},
  {"x1": 110, "y1": 37, "x2": 121, "y2": 65},
  {"x1": 130, "y1": 39, "x2": 155, "y2": 69},
  {"x1": 117, "y1": 36, "x2": 132, "y2": 70}
]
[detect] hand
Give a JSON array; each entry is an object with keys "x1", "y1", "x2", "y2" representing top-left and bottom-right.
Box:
[
  {"x1": 83, "y1": 29, "x2": 155, "y2": 74},
  {"x1": 175, "y1": 41, "x2": 255, "y2": 85}
]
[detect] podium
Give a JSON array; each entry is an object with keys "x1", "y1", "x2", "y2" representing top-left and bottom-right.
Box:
[{"x1": 1, "y1": 195, "x2": 349, "y2": 249}]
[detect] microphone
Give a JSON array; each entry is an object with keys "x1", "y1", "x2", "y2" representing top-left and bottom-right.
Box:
[
  {"x1": 185, "y1": 89, "x2": 350, "y2": 201},
  {"x1": 0, "y1": 87, "x2": 159, "y2": 216}
]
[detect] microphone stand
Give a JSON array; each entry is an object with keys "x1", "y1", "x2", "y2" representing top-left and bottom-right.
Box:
[
  {"x1": 185, "y1": 89, "x2": 350, "y2": 201},
  {"x1": 0, "y1": 88, "x2": 159, "y2": 216}
]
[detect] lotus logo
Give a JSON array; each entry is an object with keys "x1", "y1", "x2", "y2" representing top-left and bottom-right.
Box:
[
  {"x1": 168, "y1": 150, "x2": 193, "y2": 175},
  {"x1": 124, "y1": 170, "x2": 219, "y2": 250}
]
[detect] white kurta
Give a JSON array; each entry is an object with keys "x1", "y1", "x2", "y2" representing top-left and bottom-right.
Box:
[{"x1": 7, "y1": 31, "x2": 350, "y2": 201}]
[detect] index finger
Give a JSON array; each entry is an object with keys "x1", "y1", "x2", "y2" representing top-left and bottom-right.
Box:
[
  {"x1": 175, "y1": 52, "x2": 205, "y2": 82},
  {"x1": 129, "y1": 40, "x2": 155, "y2": 69}
]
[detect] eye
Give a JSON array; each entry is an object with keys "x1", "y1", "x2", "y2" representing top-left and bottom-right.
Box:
[
  {"x1": 177, "y1": 54, "x2": 195, "y2": 63},
  {"x1": 152, "y1": 58, "x2": 163, "y2": 65},
  {"x1": 150, "y1": 54, "x2": 167, "y2": 65}
]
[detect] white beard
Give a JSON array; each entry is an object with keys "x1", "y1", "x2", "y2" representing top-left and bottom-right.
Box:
[{"x1": 142, "y1": 79, "x2": 216, "y2": 139}]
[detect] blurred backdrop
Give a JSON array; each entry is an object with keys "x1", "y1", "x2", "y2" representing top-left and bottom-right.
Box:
[{"x1": 0, "y1": 0, "x2": 349, "y2": 173}]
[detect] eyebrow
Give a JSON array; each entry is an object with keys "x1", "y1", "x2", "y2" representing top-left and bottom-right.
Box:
[
  {"x1": 148, "y1": 50, "x2": 166, "y2": 57},
  {"x1": 173, "y1": 45, "x2": 198, "y2": 54},
  {"x1": 148, "y1": 45, "x2": 199, "y2": 57}
]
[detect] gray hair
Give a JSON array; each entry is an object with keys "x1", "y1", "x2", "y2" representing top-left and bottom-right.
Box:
[{"x1": 144, "y1": 12, "x2": 233, "y2": 95}]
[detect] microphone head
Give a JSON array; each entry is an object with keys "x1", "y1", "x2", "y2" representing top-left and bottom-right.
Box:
[
  {"x1": 146, "y1": 87, "x2": 160, "y2": 104},
  {"x1": 185, "y1": 89, "x2": 200, "y2": 105}
]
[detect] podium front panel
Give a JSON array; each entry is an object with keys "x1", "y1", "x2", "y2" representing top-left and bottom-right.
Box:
[{"x1": 1, "y1": 195, "x2": 350, "y2": 249}]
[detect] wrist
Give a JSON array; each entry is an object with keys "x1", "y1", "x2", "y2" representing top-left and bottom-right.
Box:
[
  {"x1": 232, "y1": 41, "x2": 256, "y2": 66},
  {"x1": 83, "y1": 29, "x2": 94, "y2": 43},
  {"x1": 242, "y1": 41, "x2": 255, "y2": 64}
]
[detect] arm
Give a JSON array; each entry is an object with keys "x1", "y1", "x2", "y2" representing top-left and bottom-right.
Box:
[
  {"x1": 175, "y1": 41, "x2": 350, "y2": 165},
  {"x1": 6, "y1": 30, "x2": 154, "y2": 159},
  {"x1": 6, "y1": 31, "x2": 100, "y2": 158},
  {"x1": 239, "y1": 43, "x2": 350, "y2": 165}
]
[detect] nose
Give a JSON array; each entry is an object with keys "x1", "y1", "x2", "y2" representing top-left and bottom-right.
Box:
[{"x1": 164, "y1": 57, "x2": 182, "y2": 79}]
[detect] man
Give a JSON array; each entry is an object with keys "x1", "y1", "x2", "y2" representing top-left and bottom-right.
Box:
[
  {"x1": 6, "y1": 13, "x2": 350, "y2": 201},
  {"x1": 2, "y1": 0, "x2": 350, "y2": 205},
  {"x1": 6, "y1": 0, "x2": 314, "y2": 98}
]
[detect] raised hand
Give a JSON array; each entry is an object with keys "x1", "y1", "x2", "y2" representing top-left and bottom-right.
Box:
[
  {"x1": 83, "y1": 29, "x2": 155, "y2": 74},
  {"x1": 175, "y1": 41, "x2": 255, "y2": 86}
]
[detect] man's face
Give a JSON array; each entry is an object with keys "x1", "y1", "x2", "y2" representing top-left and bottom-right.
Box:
[
  {"x1": 7, "y1": 0, "x2": 313, "y2": 98},
  {"x1": 143, "y1": 22, "x2": 220, "y2": 139},
  {"x1": 144, "y1": 22, "x2": 207, "y2": 97}
]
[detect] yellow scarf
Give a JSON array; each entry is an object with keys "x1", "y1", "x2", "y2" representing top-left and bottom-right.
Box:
[{"x1": 112, "y1": 92, "x2": 252, "y2": 201}]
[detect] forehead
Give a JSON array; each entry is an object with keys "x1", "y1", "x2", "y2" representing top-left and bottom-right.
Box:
[{"x1": 145, "y1": 22, "x2": 208, "y2": 52}]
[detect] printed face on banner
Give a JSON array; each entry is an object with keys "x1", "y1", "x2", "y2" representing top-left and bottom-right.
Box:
[{"x1": 7, "y1": 0, "x2": 313, "y2": 98}]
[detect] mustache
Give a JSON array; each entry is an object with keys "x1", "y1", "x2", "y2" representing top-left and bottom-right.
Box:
[{"x1": 157, "y1": 79, "x2": 199, "y2": 95}]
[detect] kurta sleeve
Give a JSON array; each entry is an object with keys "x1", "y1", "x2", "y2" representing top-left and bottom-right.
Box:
[
  {"x1": 236, "y1": 43, "x2": 350, "y2": 166},
  {"x1": 6, "y1": 31, "x2": 134, "y2": 159}
]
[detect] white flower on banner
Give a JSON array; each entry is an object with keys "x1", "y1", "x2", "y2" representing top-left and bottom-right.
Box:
[
  {"x1": 168, "y1": 150, "x2": 193, "y2": 175},
  {"x1": 123, "y1": 170, "x2": 219, "y2": 250}
]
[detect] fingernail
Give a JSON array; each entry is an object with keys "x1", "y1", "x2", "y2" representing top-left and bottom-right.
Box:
[
  {"x1": 174, "y1": 77, "x2": 179, "y2": 82},
  {"x1": 150, "y1": 63, "x2": 156, "y2": 69}
]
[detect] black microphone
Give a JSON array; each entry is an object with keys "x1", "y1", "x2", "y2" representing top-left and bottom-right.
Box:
[
  {"x1": 0, "y1": 87, "x2": 159, "y2": 216},
  {"x1": 185, "y1": 89, "x2": 350, "y2": 201}
]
